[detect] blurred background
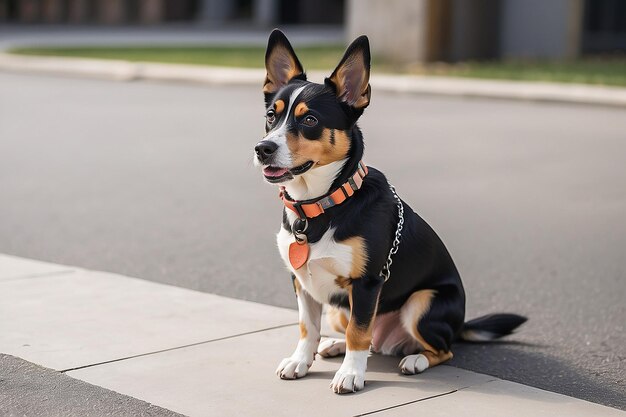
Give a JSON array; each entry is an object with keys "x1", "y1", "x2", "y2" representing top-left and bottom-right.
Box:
[
  {"x1": 1, "y1": 0, "x2": 625, "y2": 61},
  {"x1": 1, "y1": 0, "x2": 625, "y2": 412}
]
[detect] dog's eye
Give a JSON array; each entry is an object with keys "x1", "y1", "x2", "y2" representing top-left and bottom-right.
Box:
[
  {"x1": 302, "y1": 115, "x2": 318, "y2": 127},
  {"x1": 266, "y1": 110, "x2": 276, "y2": 125}
]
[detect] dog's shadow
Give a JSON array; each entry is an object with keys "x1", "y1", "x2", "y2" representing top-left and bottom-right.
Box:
[
  {"x1": 305, "y1": 345, "x2": 626, "y2": 408},
  {"x1": 306, "y1": 354, "x2": 456, "y2": 396}
]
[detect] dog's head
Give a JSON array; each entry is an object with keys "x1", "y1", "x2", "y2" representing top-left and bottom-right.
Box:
[{"x1": 254, "y1": 29, "x2": 371, "y2": 184}]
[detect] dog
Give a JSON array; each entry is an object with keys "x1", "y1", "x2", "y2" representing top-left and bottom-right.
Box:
[{"x1": 254, "y1": 29, "x2": 527, "y2": 394}]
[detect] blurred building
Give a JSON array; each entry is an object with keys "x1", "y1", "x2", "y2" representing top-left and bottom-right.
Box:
[
  {"x1": 0, "y1": 0, "x2": 343, "y2": 26},
  {"x1": 348, "y1": 0, "x2": 626, "y2": 63},
  {"x1": 1, "y1": 0, "x2": 623, "y2": 62}
]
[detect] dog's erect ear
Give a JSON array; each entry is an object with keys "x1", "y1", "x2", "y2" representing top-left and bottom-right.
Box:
[
  {"x1": 327, "y1": 35, "x2": 371, "y2": 109},
  {"x1": 264, "y1": 29, "x2": 305, "y2": 95}
]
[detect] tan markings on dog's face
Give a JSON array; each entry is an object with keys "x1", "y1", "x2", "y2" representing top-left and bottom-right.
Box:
[
  {"x1": 274, "y1": 99, "x2": 285, "y2": 114},
  {"x1": 341, "y1": 236, "x2": 368, "y2": 278},
  {"x1": 345, "y1": 287, "x2": 379, "y2": 351},
  {"x1": 294, "y1": 102, "x2": 308, "y2": 118},
  {"x1": 287, "y1": 126, "x2": 351, "y2": 167},
  {"x1": 299, "y1": 322, "x2": 308, "y2": 339}
]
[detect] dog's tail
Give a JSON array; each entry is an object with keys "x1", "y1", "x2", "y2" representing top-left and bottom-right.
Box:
[{"x1": 458, "y1": 313, "x2": 527, "y2": 342}]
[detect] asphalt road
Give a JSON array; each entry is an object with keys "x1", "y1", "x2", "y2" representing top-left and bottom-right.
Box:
[
  {"x1": 0, "y1": 354, "x2": 181, "y2": 417},
  {"x1": 1, "y1": 72, "x2": 624, "y2": 409}
]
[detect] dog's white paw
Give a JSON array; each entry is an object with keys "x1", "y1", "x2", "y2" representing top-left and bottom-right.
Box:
[
  {"x1": 330, "y1": 368, "x2": 365, "y2": 394},
  {"x1": 275, "y1": 356, "x2": 311, "y2": 380},
  {"x1": 330, "y1": 349, "x2": 369, "y2": 394},
  {"x1": 318, "y1": 338, "x2": 346, "y2": 358},
  {"x1": 399, "y1": 354, "x2": 429, "y2": 375}
]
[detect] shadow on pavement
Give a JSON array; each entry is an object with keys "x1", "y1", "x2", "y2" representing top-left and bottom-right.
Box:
[{"x1": 451, "y1": 343, "x2": 626, "y2": 410}]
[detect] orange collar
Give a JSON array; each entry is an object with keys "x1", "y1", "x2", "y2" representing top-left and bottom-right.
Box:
[{"x1": 279, "y1": 161, "x2": 368, "y2": 219}]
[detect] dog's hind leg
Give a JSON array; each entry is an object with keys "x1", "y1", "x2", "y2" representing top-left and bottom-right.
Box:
[
  {"x1": 319, "y1": 306, "x2": 348, "y2": 357},
  {"x1": 327, "y1": 306, "x2": 349, "y2": 333},
  {"x1": 318, "y1": 338, "x2": 346, "y2": 357},
  {"x1": 399, "y1": 351, "x2": 453, "y2": 375},
  {"x1": 397, "y1": 287, "x2": 463, "y2": 375}
]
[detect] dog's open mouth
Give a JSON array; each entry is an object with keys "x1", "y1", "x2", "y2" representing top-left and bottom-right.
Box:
[
  {"x1": 263, "y1": 161, "x2": 314, "y2": 183},
  {"x1": 263, "y1": 166, "x2": 291, "y2": 182}
]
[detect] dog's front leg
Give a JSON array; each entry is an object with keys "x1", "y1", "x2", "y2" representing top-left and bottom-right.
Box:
[
  {"x1": 276, "y1": 277, "x2": 322, "y2": 380},
  {"x1": 331, "y1": 275, "x2": 383, "y2": 394}
]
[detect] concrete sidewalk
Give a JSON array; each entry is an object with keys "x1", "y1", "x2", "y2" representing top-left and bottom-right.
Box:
[{"x1": 0, "y1": 253, "x2": 623, "y2": 416}]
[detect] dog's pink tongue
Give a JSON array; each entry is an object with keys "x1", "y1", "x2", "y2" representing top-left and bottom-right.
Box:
[{"x1": 264, "y1": 167, "x2": 288, "y2": 177}]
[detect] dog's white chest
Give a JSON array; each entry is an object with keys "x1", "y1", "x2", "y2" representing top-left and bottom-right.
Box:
[{"x1": 277, "y1": 226, "x2": 352, "y2": 303}]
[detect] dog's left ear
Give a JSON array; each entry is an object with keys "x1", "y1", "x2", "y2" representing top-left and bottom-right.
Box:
[{"x1": 326, "y1": 35, "x2": 371, "y2": 109}]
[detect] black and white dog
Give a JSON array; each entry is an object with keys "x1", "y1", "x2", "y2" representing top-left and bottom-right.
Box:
[{"x1": 254, "y1": 29, "x2": 526, "y2": 394}]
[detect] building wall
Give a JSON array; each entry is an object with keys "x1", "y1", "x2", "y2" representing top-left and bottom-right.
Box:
[
  {"x1": 0, "y1": 0, "x2": 201, "y2": 24},
  {"x1": 583, "y1": 0, "x2": 626, "y2": 53},
  {"x1": 347, "y1": 0, "x2": 593, "y2": 63},
  {"x1": 3, "y1": 0, "x2": 622, "y2": 59},
  {"x1": 499, "y1": 0, "x2": 584, "y2": 59},
  {"x1": 0, "y1": 0, "x2": 342, "y2": 25},
  {"x1": 447, "y1": 0, "x2": 500, "y2": 61},
  {"x1": 347, "y1": 0, "x2": 430, "y2": 63}
]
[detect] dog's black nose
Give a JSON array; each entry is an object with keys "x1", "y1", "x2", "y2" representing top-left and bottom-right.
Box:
[{"x1": 255, "y1": 141, "x2": 278, "y2": 162}]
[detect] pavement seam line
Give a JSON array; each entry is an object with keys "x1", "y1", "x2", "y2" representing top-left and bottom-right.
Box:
[
  {"x1": 355, "y1": 379, "x2": 501, "y2": 416},
  {"x1": 0, "y1": 269, "x2": 76, "y2": 282},
  {"x1": 60, "y1": 322, "x2": 298, "y2": 373},
  {"x1": 353, "y1": 389, "x2": 460, "y2": 416}
]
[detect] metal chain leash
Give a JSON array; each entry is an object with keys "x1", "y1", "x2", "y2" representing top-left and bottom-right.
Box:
[{"x1": 380, "y1": 182, "x2": 404, "y2": 282}]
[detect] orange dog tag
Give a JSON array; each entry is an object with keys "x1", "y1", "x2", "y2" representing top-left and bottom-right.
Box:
[{"x1": 289, "y1": 241, "x2": 309, "y2": 270}]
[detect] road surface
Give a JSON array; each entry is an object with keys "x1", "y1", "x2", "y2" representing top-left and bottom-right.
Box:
[{"x1": 0, "y1": 72, "x2": 624, "y2": 409}]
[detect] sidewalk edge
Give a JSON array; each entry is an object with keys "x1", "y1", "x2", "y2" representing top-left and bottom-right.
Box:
[{"x1": 2, "y1": 53, "x2": 626, "y2": 107}]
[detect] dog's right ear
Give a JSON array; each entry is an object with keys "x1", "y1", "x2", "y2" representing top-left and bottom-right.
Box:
[{"x1": 264, "y1": 29, "x2": 305, "y2": 98}]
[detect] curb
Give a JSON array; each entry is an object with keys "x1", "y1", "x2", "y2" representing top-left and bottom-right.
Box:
[
  {"x1": 0, "y1": 52, "x2": 262, "y2": 84},
  {"x1": 2, "y1": 52, "x2": 626, "y2": 107},
  {"x1": 371, "y1": 73, "x2": 626, "y2": 107}
]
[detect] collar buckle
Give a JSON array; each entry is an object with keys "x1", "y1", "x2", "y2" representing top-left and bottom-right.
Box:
[{"x1": 292, "y1": 202, "x2": 307, "y2": 219}]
